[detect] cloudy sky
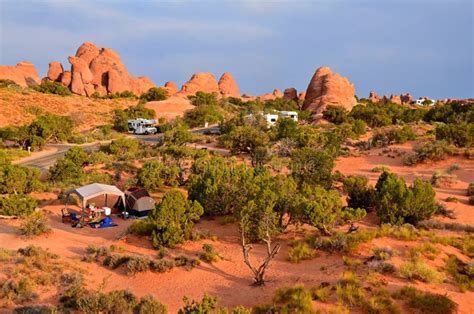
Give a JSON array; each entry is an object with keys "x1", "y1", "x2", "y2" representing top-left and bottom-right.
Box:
[{"x1": 1, "y1": 0, "x2": 472, "y2": 98}]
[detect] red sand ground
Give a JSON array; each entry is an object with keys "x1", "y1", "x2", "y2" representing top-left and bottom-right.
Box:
[{"x1": 1, "y1": 141, "x2": 473, "y2": 312}]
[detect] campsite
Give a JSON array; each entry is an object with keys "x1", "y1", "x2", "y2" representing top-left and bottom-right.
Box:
[{"x1": 0, "y1": 1, "x2": 473, "y2": 313}]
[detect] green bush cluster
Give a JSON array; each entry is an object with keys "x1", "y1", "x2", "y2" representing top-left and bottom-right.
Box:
[
  {"x1": 370, "y1": 125, "x2": 416, "y2": 147},
  {"x1": 0, "y1": 194, "x2": 38, "y2": 217},
  {"x1": 423, "y1": 102, "x2": 473, "y2": 124},
  {"x1": 137, "y1": 160, "x2": 180, "y2": 191},
  {"x1": 140, "y1": 87, "x2": 168, "y2": 102},
  {"x1": 32, "y1": 80, "x2": 71, "y2": 96},
  {"x1": 435, "y1": 123, "x2": 473, "y2": 147},
  {"x1": 350, "y1": 101, "x2": 426, "y2": 127},
  {"x1": 18, "y1": 211, "x2": 50, "y2": 237},
  {"x1": 393, "y1": 286, "x2": 457, "y2": 314},
  {"x1": 129, "y1": 190, "x2": 203, "y2": 248},
  {"x1": 404, "y1": 140, "x2": 456, "y2": 165}
]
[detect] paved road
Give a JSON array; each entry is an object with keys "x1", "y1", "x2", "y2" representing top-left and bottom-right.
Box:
[{"x1": 17, "y1": 125, "x2": 221, "y2": 172}]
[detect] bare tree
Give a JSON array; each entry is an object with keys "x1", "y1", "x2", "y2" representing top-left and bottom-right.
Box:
[{"x1": 240, "y1": 212, "x2": 281, "y2": 286}]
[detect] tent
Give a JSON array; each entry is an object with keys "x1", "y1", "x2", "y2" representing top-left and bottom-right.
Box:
[
  {"x1": 115, "y1": 187, "x2": 155, "y2": 217},
  {"x1": 65, "y1": 183, "x2": 126, "y2": 220}
]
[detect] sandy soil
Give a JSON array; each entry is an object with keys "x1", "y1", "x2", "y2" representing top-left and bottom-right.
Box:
[
  {"x1": 336, "y1": 141, "x2": 474, "y2": 225},
  {"x1": 145, "y1": 95, "x2": 194, "y2": 122},
  {"x1": 0, "y1": 89, "x2": 135, "y2": 131}
]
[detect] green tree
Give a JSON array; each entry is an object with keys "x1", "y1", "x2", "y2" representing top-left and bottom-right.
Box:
[
  {"x1": 375, "y1": 172, "x2": 437, "y2": 225},
  {"x1": 273, "y1": 117, "x2": 298, "y2": 140},
  {"x1": 140, "y1": 87, "x2": 168, "y2": 102},
  {"x1": 137, "y1": 160, "x2": 166, "y2": 191},
  {"x1": 148, "y1": 190, "x2": 203, "y2": 248},
  {"x1": 290, "y1": 148, "x2": 334, "y2": 188},
  {"x1": 163, "y1": 121, "x2": 193, "y2": 146},
  {"x1": 188, "y1": 157, "x2": 255, "y2": 216},
  {"x1": 343, "y1": 176, "x2": 376, "y2": 211},
  {"x1": 0, "y1": 164, "x2": 42, "y2": 194},
  {"x1": 106, "y1": 137, "x2": 140, "y2": 159},
  {"x1": 48, "y1": 158, "x2": 84, "y2": 184},
  {"x1": 64, "y1": 146, "x2": 89, "y2": 167},
  {"x1": 291, "y1": 185, "x2": 343, "y2": 235},
  {"x1": 0, "y1": 194, "x2": 38, "y2": 217},
  {"x1": 33, "y1": 80, "x2": 71, "y2": 96},
  {"x1": 435, "y1": 123, "x2": 473, "y2": 147},
  {"x1": 221, "y1": 126, "x2": 269, "y2": 156},
  {"x1": 323, "y1": 105, "x2": 349, "y2": 124}
]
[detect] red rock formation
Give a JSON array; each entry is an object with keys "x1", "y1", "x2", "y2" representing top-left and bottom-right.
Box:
[
  {"x1": 389, "y1": 94, "x2": 402, "y2": 105},
  {"x1": 162, "y1": 81, "x2": 178, "y2": 95},
  {"x1": 273, "y1": 89, "x2": 282, "y2": 98},
  {"x1": 298, "y1": 92, "x2": 306, "y2": 102},
  {"x1": 179, "y1": 72, "x2": 219, "y2": 95},
  {"x1": 46, "y1": 61, "x2": 63, "y2": 82},
  {"x1": 42, "y1": 42, "x2": 155, "y2": 96},
  {"x1": 368, "y1": 91, "x2": 381, "y2": 103},
  {"x1": 303, "y1": 66, "x2": 356, "y2": 115},
  {"x1": 0, "y1": 61, "x2": 40, "y2": 87},
  {"x1": 218, "y1": 72, "x2": 240, "y2": 97},
  {"x1": 400, "y1": 93, "x2": 413, "y2": 104},
  {"x1": 283, "y1": 88, "x2": 298, "y2": 101},
  {"x1": 60, "y1": 71, "x2": 72, "y2": 87}
]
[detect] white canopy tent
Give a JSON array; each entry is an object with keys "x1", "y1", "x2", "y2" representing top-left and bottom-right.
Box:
[{"x1": 65, "y1": 183, "x2": 126, "y2": 219}]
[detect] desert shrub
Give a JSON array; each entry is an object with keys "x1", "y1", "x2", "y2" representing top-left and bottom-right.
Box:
[
  {"x1": 112, "y1": 103, "x2": 155, "y2": 132},
  {"x1": 435, "y1": 123, "x2": 473, "y2": 147},
  {"x1": 445, "y1": 196, "x2": 459, "y2": 203},
  {"x1": 199, "y1": 244, "x2": 221, "y2": 263},
  {"x1": 13, "y1": 305, "x2": 58, "y2": 313},
  {"x1": 350, "y1": 102, "x2": 425, "y2": 127},
  {"x1": 444, "y1": 255, "x2": 474, "y2": 292},
  {"x1": 179, "y1": 294, "x2": 219, "y2": 314},
  {"x1": 377, "y1": 223, "x2": 420, "y2": 241},
  {"x1": 102, "y1": 254, "x2": 129, "y2": 268},
  {"x1": 0, "y1": 164, "x2": 42, "y2": 194},
  {"x1": 28, "y1": 114, "x2": 73, "y2": 145},
  {"x1": 137, "y1": 160, "x2": 166, "y2": 191},
  {"x1": 0, "y1": 79, "x2": 21, "y2": 89},
  {"x1": 79, "y1": 290, "x2": 138, "y2": 313},
  {"x1": 371, "y1": 125, "x2": 416, "y2": 147},
  {"x1": 18, "y1": 211, "x2": 50, "y2": 237},
  {"x1": 287, "y1": 241, "x2": 317, "y2": 263},
  {"x1": 362, "y1": 288, "x2": 399, "y2": 314},
  {"x1": 467, "y1": 183, "x2": 474, "y2": 196},
  {"x1": 105, "y1": 137, "x2": 140, "y2": 159},
  {"x1": 431, "y1": 169, "x2": 458, "y2": 188},
  {"x1": 403, "y1": 140, "x2": 456, "y2": 165},
  {"x1": 399, "y1": 258, "x2": 444, "y2": 283},
  {"x1": 220, "y1": 125, "x2": 269, "y2": 156},
  {"x1": 1, "y1": 277, "x2": 37, "y2": 303},
  {"x1": 323, "y1": 105, "x2": 349, "y2": 124},
  {"x1": 140, "y1": 87, "x2": 168, "y2": 102},
  {"x1": 367, "y1": 260, "x2": 396, "y2": 274},
  {"x1": 373, "y1": 246, "x2": 397, "y2": 261},
  {"x1": 310, "y1": 286, "x2": 330, "y2": 302},
  {"x1": 371, "y1": 165, "x2": 390, "y2": 173},
  {"x1": 0, "y1": 194, "x2": 38, "y2": 217},
  {"x1": 375, "y1": 172, "x2": 437, "y2": 225},
  {"x1": 63, "y1": 146, "x2": 89, "y2": 167},
  {"x1": 149, "y1": 259, "x2": 174, "y2": 273},
  {"x1": 125, "y1": 255, "x2": 152, "y2": 275},
  {"x1": 32, "y1": 80, "x2": 71, "y2": 96},
  {"x1": 270, "y1": 285, "x2": 314, "y2": 313},
  {"x1": 162, "y1": 121, "x2": 193, "y2": 146},
  {"x1": 393, "y1": 286, "x2": 457, "y2": 314},
  {"x1": 135, "y1": 295, "x2": 167, "y2": 314},
  {"x1": 335, "y1": 272, "x2": 365, "y2": 307},
  {"x1": 174, "y1": 255, "x2": 200, "y2": 270},
  {"x1": 48, "y1": 158, "x2": 84, "y2": 184},
  {"x1": 184, "y1": 92, "x2": 225, "y2": 128},
  {"x1": 290, "y1": 147, "x2": 334, "y2": 189},
  {"x1": 343, "y1": 175, "x2": 376, "y2": 211},
  {"x1": 351, "y1": 119, "x2": 367, "y2": 136},
  {"x1": 469, "y1": 196, "x2": 474, "y2": 205},
  {"x1": 273, "y1": 117, "x2": 299, "y2": 140}
]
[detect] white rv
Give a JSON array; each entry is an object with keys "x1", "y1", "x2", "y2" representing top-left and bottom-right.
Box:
[
  {"x1": 279, "y1": 111, "x2": 298, "y2": 122},
  {"x1": 263, "y1": 113, "x2": 279, "y2": 126},
  {"x1": 127, "y1": 119, "x2": 158, "y2": 135},
  {"x1": 415, "y1": 97, "x2": 436, "y2": 106}
]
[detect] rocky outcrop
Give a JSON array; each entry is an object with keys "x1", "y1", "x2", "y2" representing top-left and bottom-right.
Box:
[
  {"x1": 218, "y1": 72, "x2": 240, "y2": 97},
  {"x1": 42, "y1": 42, "x2": 155, "y2": 96},
  {"x1": 369, "y1": 91, "x2": 413, "y2": 105},
  {"x1": 298, "y1": 92, "x2": 306, "y2": 102},
  {"x1": 283, "y1": 87, "x2": 298, "y2": 101},
  {"x1": 273, "y1": 89, "x2": 282, "y2": 98},
  {"x1": 179, "y1": 72, "x2": 220, "y2": 95},
  {"x1": 303, "y1": 66, "x2": 356, "y2": 115},
  {"x1": 400, "y1": 93, "x2": 413, "y2": 104},
  {"x1": 46, "y1": 61, "x2": 63, "y2": 82},
  {"x1": 162, "y1": 81, "x2": 178, "y2": 95},
  {"x1": 0, "y1": 61, "x2": 40, "y2": 87},
  {"x1": 368, "y1": 91, "x2": 381, "y2": 103}
]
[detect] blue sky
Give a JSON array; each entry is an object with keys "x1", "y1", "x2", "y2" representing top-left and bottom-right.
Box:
[{"x1": 1, "y1": 0, "x2": 472, "y2": 98}]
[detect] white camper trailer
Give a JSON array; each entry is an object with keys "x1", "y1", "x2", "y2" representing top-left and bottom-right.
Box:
[
  {"x1": 279, "y1": 111, "x2": 298, "y2": 122},
  {"x1": 127, "y1": 119, "x2": 158, "y2": 135}
]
